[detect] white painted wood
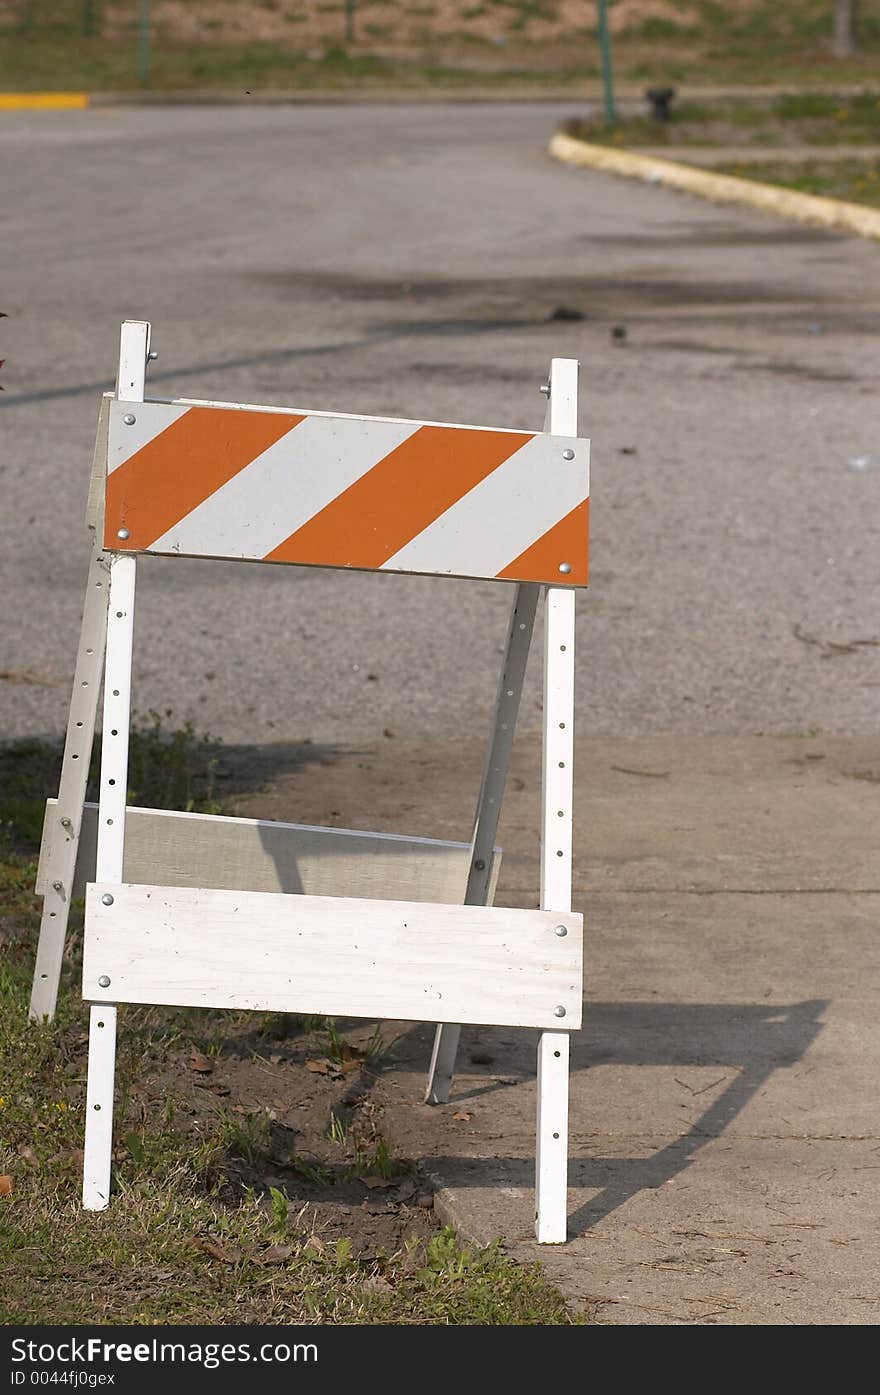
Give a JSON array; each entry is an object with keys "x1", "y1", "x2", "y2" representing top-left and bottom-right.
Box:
[
  {"x1": 425, "y1": 361, "x2": 579, "y2": 1109},
  {"x1": 116, "y1": 320, "x2": 151, "y2": 403},
  {"x1": 535, "y1": 1031, "x2": 570, "y2": 1243},
  {"x1": 535, "y1": 355, "x2": 579, "y2": 1244},
  {"x1": 425, "y1": 582, "x2": 540, "y2": 1104},
  {"x1": 85, "y1": 395, "x2": 113, "y2": 532},
  {"x1": 95, "y1": 558, "x2": 136, "y2": 882},
  {"x1": 82, "y1": 1004, "x2": 117, "y2": 1210},
  {"x1": 160, "y1": 393, "x2": 547, "y2": 435},
  {"x1": 81, "y1": 548, "x2": 136, "y2": 1212},
  {"x1": 83, "y1": 883, "x2": 583, "y2": 1028},
  {"x1": 38, "y1": 799, "x2": 500, "y2": 906},
  {"x1": 541, "y1": 588, "x2": 576, "y2": 913},
  {"x1": 83, "y1": 321, "x2": 146, "y2": 1213},
  {"x1": 30, "y1": 538, "x2": 110, "y2": 1021}
]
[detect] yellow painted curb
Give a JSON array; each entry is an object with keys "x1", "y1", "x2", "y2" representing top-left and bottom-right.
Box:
[
  {"x1": 549, "y1": 130, "x2": 880, "y2": 243},
  {"x1": 0, "y1": 92, "x2": 89, "y2": 110}
]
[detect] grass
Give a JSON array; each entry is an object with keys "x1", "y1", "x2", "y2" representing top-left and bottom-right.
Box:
[
  {"x1": 0, "y1": 720, "x2": 583, "y2": 1325},
  {"x1": 714, "y1": 157, "x2": 880, "y2": 207},
  {"x1": 0, "y1": 36, "x2": 600, "y2": 92},
  {"x1": 566, "y1": 91, "x2": 880, "y2": 210},
  {"x1": 1, "y1": 0, "x2": 880, "y2": 92},
  {"x1": 571, "y1": 92, "x2": 880, "y2": 149}
]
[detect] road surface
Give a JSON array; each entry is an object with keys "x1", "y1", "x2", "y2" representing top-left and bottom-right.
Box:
[{"x1": 2, "y1": 102, "x2": 877, "y2": 745}]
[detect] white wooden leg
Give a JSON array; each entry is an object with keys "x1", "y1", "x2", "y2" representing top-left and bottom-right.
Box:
[
  {"x1": 82, "y1": 1005, "x2": 117, "y2": 1209},
  {"x1": 82, "y1": 320, "x2": 146, "y2": 1210},
  {"x1": 425, "y1": 582, "x2": 540, "y2": 1104},
  {"x1": 534, "y1": 355, "x2": 578, "y2": 1243},
  {"x1": 536, "y1": 1031, "x2": 570, "y2": 1242},
  {"x1": 425, "y1": 1023, "x2": 461, "y2": 1106},
  {"x1": 30, "y1": 538, "x2": 110, "y2": 1021}
]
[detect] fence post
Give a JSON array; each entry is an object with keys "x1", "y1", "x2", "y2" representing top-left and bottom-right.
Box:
[{"x1": 138, "y1": 0, "x2": 151, "y2": 88}]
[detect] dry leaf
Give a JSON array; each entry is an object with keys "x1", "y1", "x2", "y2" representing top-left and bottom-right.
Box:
[
  {"x1": 304, "y1": 1236, "x2": 326, "y2": 1256},
  {"x1": 305, "y1": 1059, "x2": 331, "y2": 1075},
  {"x1": 0, "y1": 1176, "x2": 12, "y2": 1197},
  {"x1": 190, "y1": 1049, "x2": 213, "y2": 1074},
  {"x1": 18, "y1": 1146, "x2": 38, "y2": 1168},
  {"x1": 361, "y1": 1175, "x2": 396, "y2": 1190},
  {"x1": 452, "y1": 1110, "x2": 473, "y2": 1122},
  {"x1": 194, "y1": 1236, "x2": 239, "y2": 1264},
  {"x1": 259, "y1": 1244, "x2": 293, "y2": 1265},
  {"x1": 362, "y1": 1274, "x2": 392, "y2": 1293}
]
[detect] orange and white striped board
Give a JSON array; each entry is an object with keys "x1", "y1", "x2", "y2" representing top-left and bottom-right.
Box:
[{"x1": 103, "y1": 399, "x2": 589, "y2": 586}]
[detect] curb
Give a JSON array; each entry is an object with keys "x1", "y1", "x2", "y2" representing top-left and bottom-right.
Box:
[
  {"x1": 0, "y1": 92, "x2": 88, "y2": 110},
  {"x1": 549, "y1": 129, "x2": 880, "y2": 243}
]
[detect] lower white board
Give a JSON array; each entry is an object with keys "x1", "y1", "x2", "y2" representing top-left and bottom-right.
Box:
[{"x1": 83, "y1": 882, "x2": 583, "y2": 1030}]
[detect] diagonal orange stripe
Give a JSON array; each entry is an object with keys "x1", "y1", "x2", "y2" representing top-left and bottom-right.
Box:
[
  {"x1": 104, "y1": 407, "x2": 305, "y2": 551},
  {"x1": 496, "y1": 500, "x2": 589, "y2": 586},
  {"x1": 266, "y1": 425, "x2": 534, "y2": 570}
]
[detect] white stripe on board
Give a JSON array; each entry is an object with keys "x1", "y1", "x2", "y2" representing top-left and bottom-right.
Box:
[
  {"x1": 107, "y1": 401, "x2": 190, "y2": 474},
  {"x1": 381, "y1": 435, "x2": 589, "y2": 579},
  {"x1": 148, "y1": 414, "x2": 419, "y2": 559}
]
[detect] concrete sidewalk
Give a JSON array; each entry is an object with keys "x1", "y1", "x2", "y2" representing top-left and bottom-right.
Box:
[{"x1": 264, "y1": 732, "x2": 880, "y2": 1324}]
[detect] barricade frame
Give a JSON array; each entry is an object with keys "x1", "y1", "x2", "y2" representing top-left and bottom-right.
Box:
[{"x1": 31, "y1": 321, "x2": 587, "y2": 1242}]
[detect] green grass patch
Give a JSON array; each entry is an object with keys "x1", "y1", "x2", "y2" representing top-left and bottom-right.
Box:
[
  {"x1": 0, "y1": 722, "x2": 583, "y2": 1325},
  {"x1": 569, "y1": 91, "x2": 880, "y2": 151},
  {"x1": 715, "y1": 157, "x2": 880, "y2": 207}
]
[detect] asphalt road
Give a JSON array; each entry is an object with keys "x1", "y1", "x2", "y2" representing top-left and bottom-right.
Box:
[{"x1": 2, "y1": 103, "x2": 878, "y2": 747}]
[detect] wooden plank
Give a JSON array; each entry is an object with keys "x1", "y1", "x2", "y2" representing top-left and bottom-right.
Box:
[
  {"x1": 38, "y1": 800, "x2": 500, "y2": 906},
  {"x1": 83, "y1": 883, "x2": 583, "y2": 1029}
]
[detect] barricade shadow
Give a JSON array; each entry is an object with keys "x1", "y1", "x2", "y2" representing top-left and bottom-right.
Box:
[{"x1": 388, "y1": 998, "x2": 827, "y2": 1236}]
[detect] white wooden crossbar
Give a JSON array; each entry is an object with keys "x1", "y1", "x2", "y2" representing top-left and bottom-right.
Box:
[
  {"x1": 37, "y1": 800, "x2": 500, "y2": 906},
  {"x1": 83, "y1": 884, "x2": 582, "y2": 1028}
]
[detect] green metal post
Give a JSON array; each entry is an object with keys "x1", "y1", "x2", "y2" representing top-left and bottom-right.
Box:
[
  {"x1": 138, "y1": 0, "x2": 151, "y2": 88},
  {"x1": 596, "y1": 0, "x2": 616, "y2": 126}
]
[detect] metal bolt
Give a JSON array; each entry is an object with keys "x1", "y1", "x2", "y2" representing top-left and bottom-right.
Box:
[
  {"x1": 117, "y1": 528, "x2": 130, "y2": 540},
  {"x1": 562, "y1": 448, "x2": 575, "y2": 461},
  {"x1": 101, "y1": 893, "x2": 114, "y2": 906},
  {"x1": 558, "y1": 562, "x2": 572, "y2": 575},
  {"x1": 60, "y1": 817, "x2": 73, "y2": 830},
  {"x1": 148, "y1": 350, "x2": 158, "y2": 361},
  {"x1": 52, "y1": 880, "x2": 64, "y2": 894},
  {"x1": 554, "y1": 1005, "x2": 566, "y2": 1018},
  {"x1": 123, "y1": 413, "x2": 136, "y2": 425},
  {"x1": 539, "y1": 383, "x2": 551, "y2": 396},
  {"x1": 98, "y1": 975, "x2": 111, "y2": 988},
  {"x1": 554, "y1": 925, "x2": 568, "y2": 937},
  {"x1": 474, "y1": 858, "x2": 486, "y2": 871}
]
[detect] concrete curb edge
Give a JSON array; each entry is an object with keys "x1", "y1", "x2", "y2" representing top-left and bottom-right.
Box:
[{"x1": 548, "y1": 129, "x2": 880, "y2": 243}]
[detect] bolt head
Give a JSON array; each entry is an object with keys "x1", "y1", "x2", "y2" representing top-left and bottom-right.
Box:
[
  {"x1": 122, "y1": 413, "x2": 136, "y2": 425},
  {"x1": 97, "y1": 975, "x2": 111, "y2": 988},
  {"x1": 60, "y1": 817, "x2": 72, "y2": 829},
  {"x1": 117, "y1": 528, "x2": 130, "y2": 541},
  {"x1": 101, "y1": 893, "x2": 114, "y2": 906},
  {"x1": 148, "y1": 350, "x2": 158, "y2": 361},
  {"x1": 554, "y1": 1005, "x2": 566, "y2": 1018},
  {"x1": 558, "y1": 562, "x2": 572, "y2": 575},
  {"x1": 539, "y1": 383, "x2": 551, "y2": 396},
  {"x1": 52, "y1": 880, "x2": 63, "y2": 893},
  {"x1": 474, "y1": 858, "x2": 486, "y2": 871},
  {"x1": 562, "y1": 448, "x2": 575, "y2": 461},
  {"x1": 554, "y1": 925, "x2": 568, "y2": 937}
]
